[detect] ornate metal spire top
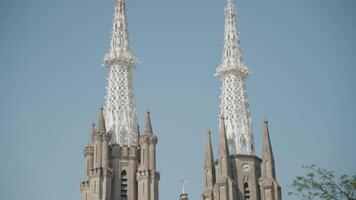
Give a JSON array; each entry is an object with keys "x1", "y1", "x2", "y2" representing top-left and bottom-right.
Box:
[
  {"x1": 217, "y1": 0, "x2": 248, "y2": 77},
  {"x1": 217, "y1": 0, "x2": 255, "y2": 155},
  {"x1": 103, "y1": 0, "x2": 138, "y2": 146},
  {"x1": 104, "y1": 0, "x2": 138, "y2": 67}
]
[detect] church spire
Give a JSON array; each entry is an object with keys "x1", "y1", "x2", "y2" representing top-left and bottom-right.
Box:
[
  {"x1": 204, "y1": 130, "x2": 216, "y2": 188},
  {"x1": 104, "y1": 0, "x2": 138, "y2": 67},
  {"x1": 217, "y1": 117, "x2": 230, "y2": 177},
  {"x1": 103, "y1": 0, "x2": 139, "y2": 146},
  {"x1": 216, "y1": 0, "x2": 255, "y2": 155},
  {"x1": 262, "y1": 119, "x2": 276, "y2": 179},
  {"x1": 144, "y1": 111, "x2": 153, "y2": 135},
  {"x1": 217, "y1": 0, "x2": 248, "y2": 76}
]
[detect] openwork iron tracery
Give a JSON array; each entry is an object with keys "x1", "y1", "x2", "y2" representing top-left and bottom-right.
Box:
[
  {"x1": 103, "y1": 0, "x2": 138, "y2": 146},
  {"x1": 217, "y1": 0, "x2": 255, "y2": 155}
]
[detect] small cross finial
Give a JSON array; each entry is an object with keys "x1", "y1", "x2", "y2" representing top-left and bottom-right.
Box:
[
  {"x1": 263, "y1": 117, "x2": 269, "y2": 124},
  {"x1": 91, "y1": 123, "x2": 96, "y2": 132},
  {"x1": 180, "y1": 177, "x2": 188, "y2": 194}
]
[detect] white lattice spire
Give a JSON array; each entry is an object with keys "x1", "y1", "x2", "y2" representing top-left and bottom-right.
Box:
[
  {"x1": 217, "y1": 0, "x2": 255, "y2": 155},
  {"x1": 103, "y1": 0, "x2": 139, "y2": 146}
]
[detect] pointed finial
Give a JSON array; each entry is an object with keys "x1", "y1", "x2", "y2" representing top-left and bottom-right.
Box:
[
  {"x1": 204, "y1": 128, "x2": 216, "y2": 187},
  {"x1": 227, "y1": 0, "x2": 234, "y2": 6},
  {"x1": 263, "y1": 118, "x2": 268, "y2": 124},
  {"x1": 91, "y1": 123, "x2": 96, "y2": 133},
  {"x1": 98, "y1": 107, "x2": 106, "y2": 132},
  {"x1": 137, "y1": 123, "x2": 140, "y2": 136},
  {"x1": 219, "y1": 116, "x2": 229, "y2": 156},
  {"x1": 205, "y1": 129, "x2": 214, "y2": 168},
  {"x1": 144, "y1": 110, "x2": 153, "y2": 135},
  {"x1": 180, "y1": 177, "x2": 188, "y2": 194},
  {"x1": 262, "y1": 119, "x2": 276, "y2": 179},
  {"x1": 217, "y1": 116, "x2": 231, "y2": 178}
]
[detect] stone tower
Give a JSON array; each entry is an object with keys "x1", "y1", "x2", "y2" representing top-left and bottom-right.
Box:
[
  {"x1": 80, "y1": 1, "x2": 160, "y2": 200},
  {"x1": 202, "y1": 0, "x2": 281, "y2": 200}
]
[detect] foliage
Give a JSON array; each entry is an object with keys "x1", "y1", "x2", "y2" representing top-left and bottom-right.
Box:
[{"x1": 288, "y1": 164, "x2": 356, "y2": 200}]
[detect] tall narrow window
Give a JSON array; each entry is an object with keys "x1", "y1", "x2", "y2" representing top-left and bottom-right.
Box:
[
  {"x1": 142, "y1": 149, "x2": 145, "y2": 164},
  {"x1": 244, "y1": 182, "x2": 251, "y2": 200},
  {"x1": 142, "y1": 182, "x2": 145, "y2": 195},
  {"x1": 121, "y1": 170, "x2": 128, "y2": 200},
  {"x1": 95, "y1": 144, "x2": 98, "y2": 163},
  {"x1": 86, "y1": 160, "x2": 89, "y2": 173}
]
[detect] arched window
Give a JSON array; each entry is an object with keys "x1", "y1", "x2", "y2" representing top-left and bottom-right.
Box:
[
  {"x1": 244, "y1": 182, "x2": 250, "y2": 200},
  {"x1": 121, "y1": 170, "x2": 128, "y2": 200}
]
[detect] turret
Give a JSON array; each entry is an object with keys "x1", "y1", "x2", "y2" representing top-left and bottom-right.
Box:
[
  {"x1": 137, "y1": 111, "x2": 160, "y2": 200},
  {"x1": 144, "y1": 111, "x2": 153, "y2": 136},
  {"x1": 91, "y1": 107, "x2": 111, "y2": 169},
  {"x1": 83, "y1": 125, "x2": 94, "y2": 179},
  {"x1": 213, "y1": 117, "x2": 238, "y2": 200},
  {"x1": 97, "y1": 107, "x2": 111, "y2": 168},
  {"x1": 217, "y1": 117, "x2": 231, "y2": 178},
  {"x1": 202, "y1": 130, "x2": 216, "y2": 200},
  {"x1": 259, "y1": 120, "x2": 282, "y2": 200},
  {"x1": 204, "y1": 130, "x2": 216, "y2": 188},
  {"x1": 91, "y1": 122, "x2": 102, "y2": 169},
  {"x1": 262, "y1": 120, "x2": 276, "y2": 179}
]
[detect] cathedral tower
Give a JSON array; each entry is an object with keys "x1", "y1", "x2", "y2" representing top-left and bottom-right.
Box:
[
  {"x1": 202, "y1": 0, "x2": 281, "y2": 200},
  {"x1": 80, "y1": 1, "x2": 160, "y2": 200}
]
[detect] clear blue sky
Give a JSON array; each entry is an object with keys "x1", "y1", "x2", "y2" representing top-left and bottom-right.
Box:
[{"x1": 0, "y1": 0, "x2": 355, "y2": 199}]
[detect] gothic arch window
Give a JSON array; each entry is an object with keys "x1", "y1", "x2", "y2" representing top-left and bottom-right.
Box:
[
  {"x1": 243, "y1": 182, "x2": 250, "y2": 200},
  {"x1": 121, "y1": 170, "x2": 128, "y2": 200}
]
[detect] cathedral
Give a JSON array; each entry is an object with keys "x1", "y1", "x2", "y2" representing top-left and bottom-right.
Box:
[{"x1": 79, "y1": 0, "x2": 281, "y2": 200}]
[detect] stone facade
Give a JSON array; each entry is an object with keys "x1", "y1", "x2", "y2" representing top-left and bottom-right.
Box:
[
  {"x1": 80, "y1": 110, "x2": 160, "y2": 200},
  {"x1": 202, "y1": 119, "x2": 281, "y2": 200}
]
